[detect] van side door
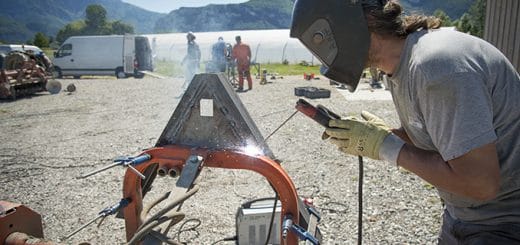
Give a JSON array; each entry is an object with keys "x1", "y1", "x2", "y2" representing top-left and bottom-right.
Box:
[{"x1": 123, "y1": 35, "x2": 135, "y2": 74}]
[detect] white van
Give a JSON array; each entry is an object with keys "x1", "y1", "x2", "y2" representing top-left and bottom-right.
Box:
[{"x1": 52, "y1": 35, "x2": 153, "y2": 79}]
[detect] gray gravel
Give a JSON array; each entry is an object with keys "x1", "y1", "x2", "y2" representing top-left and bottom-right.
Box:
[{"x1": 0, "y1": 75, "x2": 441, "y2": 244}]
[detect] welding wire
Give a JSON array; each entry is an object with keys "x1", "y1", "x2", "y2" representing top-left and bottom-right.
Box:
[
  {"x1": 263, "y1": 110, "x2": 299, "y2": 142},
  {"x1": 127, "y1": 164, "x2": 146, "y2": 179},
  {"x1": 77, "y1": 162, "x2": 121, "y2": 179},
  {"x1": 62, "y1": 215, "x2": 102, "y2": 240}
]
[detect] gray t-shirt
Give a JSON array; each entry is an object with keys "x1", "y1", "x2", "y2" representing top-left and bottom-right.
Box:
[{"x1": 388, "y1": 29, "x2": 520, "y2": 224}]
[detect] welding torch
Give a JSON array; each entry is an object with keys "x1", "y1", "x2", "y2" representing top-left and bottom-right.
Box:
[
  {"x1": 62, "y1": 198, "x2": 131, "y2": 241},
  {"x1": 78, "y1": 154, "x2": 151, "y2": 179},
  {"x1": 295, "y1": 98, "x2": 341, "y2": 127}
]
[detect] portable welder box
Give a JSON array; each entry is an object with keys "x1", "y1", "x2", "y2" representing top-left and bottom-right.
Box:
[{"x1": 236, "y1": 198, "x2": 282, "y2": 245}]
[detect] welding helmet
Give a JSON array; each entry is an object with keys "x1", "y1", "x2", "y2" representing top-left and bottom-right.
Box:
[{"x1": 290, "y1": 0, "x2": 370, "y2": 92}]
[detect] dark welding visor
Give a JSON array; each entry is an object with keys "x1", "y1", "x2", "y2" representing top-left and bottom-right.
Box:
[{"x1": 290, "y1": 0, "x2": 370, "y2": 92}]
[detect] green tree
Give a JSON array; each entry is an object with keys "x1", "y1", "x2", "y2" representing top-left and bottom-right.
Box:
[
  {"x1": 55, "y1": 4, "x2": 135, "y2": 44},
  {"x1": 455, "y1": 13, "x2": 472, "y2": 33},
  {"x1": 56, "y1": 20, "x2": 86, "y2": 43},
  {"x1": 111, "y1": 20, "x2": 134, "y2": 35},
  {"x1": 434, "y1": 9, "x2": 453, "y2": 27},
  {"x1": 467, "y1": 0, "x2": 486, "y2": 37},
  {"x1": 85, "y1": 4, "x2": 107, "y2": 32},
  {"x1": 452, "y1": 0, "x2": 486, "y2": 37},
  {"x1": 33, "y1": 32, "x2": 50, "y2": 48}
]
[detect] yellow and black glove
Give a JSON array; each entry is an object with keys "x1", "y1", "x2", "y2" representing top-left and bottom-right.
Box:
[{"x1": 324, "y1": 111, "x2": 391, "y2": 160}]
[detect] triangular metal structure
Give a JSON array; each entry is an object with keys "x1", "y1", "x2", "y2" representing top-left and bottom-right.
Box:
[{"x1": 156, "y1": 73, "x2": 274, "y2": 158}]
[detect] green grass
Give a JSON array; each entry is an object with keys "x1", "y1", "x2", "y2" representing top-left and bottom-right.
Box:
[
  {"x1": 153, "y1": 60, "x2": 322, "y2": 77},
  {"x1": 154, "y1": 60, "x2": 184, "y2": 77},
  {"x1": 42, "y1": 48, "x2": 55, "y2": 58},
  {"x1": 257, "y1": 63, "x2": 321, "y2": 76}
]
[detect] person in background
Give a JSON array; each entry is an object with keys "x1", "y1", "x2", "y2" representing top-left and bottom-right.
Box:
[
  {"x1": 291, "y1": 0, "x2": 520, "y2": 243},
  {"x1": 211, "y1": 37, "x2": 227, "y2": 72},
  {"x1": 369, "y1": 66, "x2": 383, "y2": 89},
  {"x1": 181, "y1": 31, "x2": 200, "y2": 89},
  {"x1": 232, "y1": 35, "x2": 253, "y2": 92}
]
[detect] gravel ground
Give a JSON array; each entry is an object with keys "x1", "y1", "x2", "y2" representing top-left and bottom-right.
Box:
[{"x1": 0, "y1": 74, "x2": 441, "y2": 244}]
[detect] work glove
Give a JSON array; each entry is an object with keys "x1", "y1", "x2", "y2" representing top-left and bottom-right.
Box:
[{"x1": 324, "y1": 111, "x2": 391, "y2": 160}]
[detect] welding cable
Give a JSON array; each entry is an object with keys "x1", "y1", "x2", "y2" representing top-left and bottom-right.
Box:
[
  {"x1": 358, "y1": 156, "x2": 364, "y2": 245},
  {"x1": 159, "y1": 179, "x2": 202, "y2": 237},
  {"x1": 148, "y1": 230, "x2": 182, "y2": 245},
  {"x1": 140, "y1": 191, "x2": 172, "y2": 223},
  {"x1": 161, "y1": 181, "x2": 202, "y2": 235},
  {"x1": 139, "y1": 185, "x2": 199, "y2": 229},
  {"x1": 127, "y1": 212, "x2": 185, "y2": 245},
  {"x1": 175, "y1": 218, "x2": 202, "y2": 242},
  {"x1": 210, "y1": 235, "x2": 238, "y2": 245}
]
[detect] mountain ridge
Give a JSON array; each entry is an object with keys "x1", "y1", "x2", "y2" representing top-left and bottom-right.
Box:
[
  {"x1": 0, "y1": 0, "x2": 164, "y2": 43},
  {"x1": 0, "y1": 0, "x2": 475, "y2": 43}
]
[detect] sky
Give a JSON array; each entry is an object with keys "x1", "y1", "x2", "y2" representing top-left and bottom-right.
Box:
[{"x1": 122, "y1": 0, "x2": 249, "y2": 13}]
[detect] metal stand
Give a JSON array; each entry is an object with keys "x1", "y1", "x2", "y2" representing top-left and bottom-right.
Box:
[
  {"x1": 226, "y1": 60, "x2": 238, "y2": 88},
  {"x1": 122, "y1": 146, "x2": 302, "y2": 245}
]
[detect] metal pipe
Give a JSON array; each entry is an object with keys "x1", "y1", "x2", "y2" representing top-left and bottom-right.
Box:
[
  {"x1": 157, "y1": 166, "x2": 168, "y2": 177},
  {"x1": 167, "y1": 167, "x2": 179, "y2": 178}
]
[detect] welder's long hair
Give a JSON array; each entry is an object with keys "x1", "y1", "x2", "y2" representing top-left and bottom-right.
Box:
[{"x1": 363, "y1": 0, "x2": 441, "y2": 38}]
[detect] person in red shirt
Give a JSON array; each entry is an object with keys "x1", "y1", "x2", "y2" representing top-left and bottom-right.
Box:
[{"x1": 232, "y1": 35, "x2": 253, "y2": 92}]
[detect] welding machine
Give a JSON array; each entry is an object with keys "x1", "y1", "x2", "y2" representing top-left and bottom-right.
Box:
[{"x1": 236, "y1": 198, "x2": 282, "y2": 245}]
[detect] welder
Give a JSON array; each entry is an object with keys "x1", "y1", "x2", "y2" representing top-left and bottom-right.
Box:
[{"x1": 290, "y1": 0, "x2": 520, "y2": 243}]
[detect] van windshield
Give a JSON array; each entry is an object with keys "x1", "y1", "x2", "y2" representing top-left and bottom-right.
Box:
[{"x1": 56, "y1": 44, "x2": 72, "y2": 57}]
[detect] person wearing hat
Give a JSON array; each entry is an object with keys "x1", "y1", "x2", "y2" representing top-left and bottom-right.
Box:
[
  {"x1": 232, "y1": 35, "x2": 253, "y2": 92},
  {"x1": 291, "y1": 0, "x2": 520, "y2": 243},
  {"x1": 181, "y1": 31, "x2": 201, "y2": 89}
]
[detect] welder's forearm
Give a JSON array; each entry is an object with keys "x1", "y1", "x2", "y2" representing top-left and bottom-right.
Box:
[
  {"x1": 391, "y1": 127, "x2": 413, "y2": 145},
  {"x1": 396, "y1": 143, "x2": 498, "y2": 201}
]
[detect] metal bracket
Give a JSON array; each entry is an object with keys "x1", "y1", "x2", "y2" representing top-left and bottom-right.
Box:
[
  {"x1": 282, "y1": 215, "x2": 320, "y2": 245},
  {"x1": 305, "y1": 206, "x2": 321, "y2": 245},
  {"x1": 175, "y1": 155, "x2": 203, "y2": 189}
]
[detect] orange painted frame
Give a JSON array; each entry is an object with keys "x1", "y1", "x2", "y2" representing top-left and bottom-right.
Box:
[{"x1": 122, "y1": 145, "x2": 300, "y2": 244}]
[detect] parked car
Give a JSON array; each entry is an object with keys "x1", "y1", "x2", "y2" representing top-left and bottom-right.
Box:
[
  {"x1": 52, "y1": 35, "x2": 154, "y2": 79},
  {"x1": 0, "y1": 44, "x2": 44, "y2": 55},
  {"x1": 0, "y1": 44, "x2": 45, "y2": 69}
]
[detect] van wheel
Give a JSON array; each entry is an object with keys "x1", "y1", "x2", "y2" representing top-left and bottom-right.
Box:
[
  {"x1": 52, "y1": 67, "x2": 62, "y2": 78},
  {"x1": 73, "y1": 75, "x2": 81, "y2": 79},
  {"x1": 134, "y1": 72, "x2": 145, "y2": 79},
  {"x1": 115, "y1": 67, "x2": 127, "y2": 79},
  {"x1": 9, "y1": 86, "x2": 16, "y2": 100}
]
